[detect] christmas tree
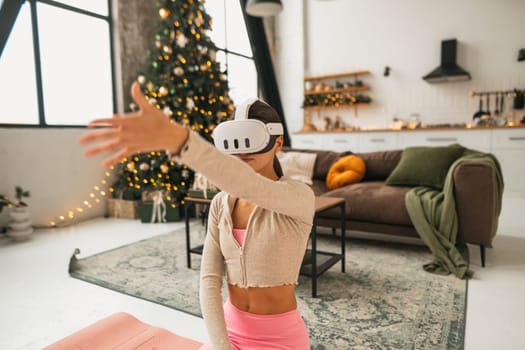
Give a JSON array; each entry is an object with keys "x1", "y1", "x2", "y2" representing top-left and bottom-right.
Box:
[{"x1": 110, "y1": 0, "x2": 235, "y2": 212}]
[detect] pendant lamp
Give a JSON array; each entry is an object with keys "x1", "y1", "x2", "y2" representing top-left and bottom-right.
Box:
[{"x1": 246, "y1": 0, "x2": 283, "y2": 17}]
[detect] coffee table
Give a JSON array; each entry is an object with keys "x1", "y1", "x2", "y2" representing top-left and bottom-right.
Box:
[{"x1": 300, "y1": 196, "x2": 346, "y2": 298}]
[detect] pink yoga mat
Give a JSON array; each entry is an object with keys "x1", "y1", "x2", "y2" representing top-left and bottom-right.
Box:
[{"x1": 44, "y1": 312, "x2": 202, "y2": 350}]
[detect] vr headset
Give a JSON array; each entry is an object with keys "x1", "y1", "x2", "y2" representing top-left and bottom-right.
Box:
[{"x1": 213, "y1": 98, "x2": 283, "y2": 154}]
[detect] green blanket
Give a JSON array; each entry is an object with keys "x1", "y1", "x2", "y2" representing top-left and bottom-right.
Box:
[{"x1": 405, "y1": 150, "x2": 504, "y2": 279}]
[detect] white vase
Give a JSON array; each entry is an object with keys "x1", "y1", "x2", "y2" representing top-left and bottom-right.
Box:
[
  {"x1": 7, "y1": 207, "x2": 33, "y2": 241},
  {"x1": 9, "y1": 208, "x2": 31, "y2": 221}
]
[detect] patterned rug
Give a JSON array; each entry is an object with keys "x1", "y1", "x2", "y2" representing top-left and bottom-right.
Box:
[{"x1": 69, "y1": 224, "x2": 466, "y2": 349}]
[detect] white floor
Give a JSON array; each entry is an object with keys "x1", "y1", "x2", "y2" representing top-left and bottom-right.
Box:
[{"x1": 1, "y1": 194, "x2": 524, "y2": 350}]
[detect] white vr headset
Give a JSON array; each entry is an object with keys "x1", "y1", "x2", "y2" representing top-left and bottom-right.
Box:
[{"x1": 213, "y1": 98, "x2": 283, "y2": 155}]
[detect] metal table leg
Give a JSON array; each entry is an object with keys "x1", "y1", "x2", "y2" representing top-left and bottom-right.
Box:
[
  {"x1": 185, "y1": 203, "x2": 192, "y2": 268},
  {"x1": 312, "y1": 216, "x2": 318, "y2": 298},
  {"x1": 341, "y1": 201, "x2": 346, "y2": 273}
]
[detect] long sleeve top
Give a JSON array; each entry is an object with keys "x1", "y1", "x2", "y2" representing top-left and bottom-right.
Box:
[{"x1": 172, "y1": 130, "x2": 315, "y2": 349}]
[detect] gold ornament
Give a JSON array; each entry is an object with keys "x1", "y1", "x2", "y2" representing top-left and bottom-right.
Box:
[
  {"x1": 160, "y1": 164, "x2": 169, "y2": 174},
  {"x1": 194, "y1": 16, "x2": 203, "y2": 27},
  {"x1": 159, "y1": 8, "x2": 170, "y2": 19},
  {"x1": 159, "y1": 86, "x2": 168, "y2": 96},
  {"x1": 176, "y1": 34, "x2": 189, "y2": 48},
  {"x1": 173, "y1": 66, "x2": 184, "y2": 76},
  {"x1": 126, "y1": 162, "x2": 135, "y2": 171},
  {"x1": 186, "y1": 98, "x2": 195, "y2": 110},
  {"x1": 177, "y1": 54, "x2": 187, "y2": 64},
  {"x1": 200, "y1": 64, "x2": 209, "y2": 72},
  {"x1": 163, "y1": 106, "x2": 173, "y2": 116},
  {"x1": 162, "y1": 45, "x2": 172, "y2": 54}
]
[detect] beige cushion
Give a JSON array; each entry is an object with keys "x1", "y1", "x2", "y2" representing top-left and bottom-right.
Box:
[{"x1": 277, "y1": 151, "x2": 317, "y2": 185}]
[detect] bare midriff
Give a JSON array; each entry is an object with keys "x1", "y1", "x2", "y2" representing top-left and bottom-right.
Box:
[{"x1": 227, "y1": 283, "x2": 297, "y2": 315}]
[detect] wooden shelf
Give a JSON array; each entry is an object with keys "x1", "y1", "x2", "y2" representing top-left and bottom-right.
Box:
[
  {"x1": 304, "y1": 70, "x2": 370, "y2": 81},
  {"x1": 303, "y1": 69, "x2": 371, "y2": 119},
  {"x1": 303, "y1": 103, "x2": 370, "y2": 111},
  {"x1": 304, "y1": 86, "x2": 369, "y2": 96}
]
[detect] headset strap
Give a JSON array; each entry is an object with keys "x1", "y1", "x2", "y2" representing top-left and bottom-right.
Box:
[{"x1": 234, "y1": 97, "x2": 259, "y2": 121}]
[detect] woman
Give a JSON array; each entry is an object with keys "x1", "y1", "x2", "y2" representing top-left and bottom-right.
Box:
[{"x1": 80, "y1": 82, "x2": 315, "y2": 349}]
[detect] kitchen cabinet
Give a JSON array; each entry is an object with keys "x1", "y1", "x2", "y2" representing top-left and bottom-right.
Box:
[
  {"x1": 357, "y1": 132, "x2": 400, "y2": 153},
  {"x1": 291, "y1": 133, "x2": 326, "y2": 150},
  {"x1": 491, "y1": 128, "x2": 525, "y2": 192},
  {"x1": 324, "y1": 133, "x2": 359, "y2": 152},
  {"x1": 291, "y1": 133, "x2": 359, "y2": 152},
  {"x1": 397, "y1": 129, "x2": 491, "y2": 151}
]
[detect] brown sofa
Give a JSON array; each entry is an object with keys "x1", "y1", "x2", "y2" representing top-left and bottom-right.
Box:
[{"x1": 284, "y1": 147, "x2": 501, "y2": 267}]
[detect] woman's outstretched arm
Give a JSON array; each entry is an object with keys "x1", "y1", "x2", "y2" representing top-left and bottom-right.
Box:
[{"x1": 79, "y1": 81, "x2": 188, "y2": 168}]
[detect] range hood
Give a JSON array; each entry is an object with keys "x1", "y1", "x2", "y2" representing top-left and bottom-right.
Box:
[{"x1": 423, "y1": 39, "x2": 471, "y2": 83}]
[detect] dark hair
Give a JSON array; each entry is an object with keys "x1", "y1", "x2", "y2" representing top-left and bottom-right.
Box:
[
  {"x1": 247, "y1": 100, "x2": 284, "y2": 178},
  {"x1": 248, "y1": 100, "x2": 281, "y2": 123}
]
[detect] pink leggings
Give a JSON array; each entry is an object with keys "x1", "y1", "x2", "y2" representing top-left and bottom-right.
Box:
[{"x1": 200, "y1": 299, "x2": 310, "y2": 349}]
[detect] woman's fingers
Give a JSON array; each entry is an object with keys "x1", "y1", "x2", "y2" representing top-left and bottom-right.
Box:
[
  {"x1": 131, "y1": 81, "x2": 153, "y2": 112},
  {"x1": 79, "y1": 128, "x2": 119, "y2": 145},
  {"x1": 102, "y1": 148, "x2": 131, "y2": 168},
  {"x1": 87, "y1": 115, "x2": 123, "y2": 128},
  {"x1": 84, "y1": 138, "x2": 122, "y2": 157},
  {"x1": 79, "y1": 81, "x2": 159, "y2": 167}
]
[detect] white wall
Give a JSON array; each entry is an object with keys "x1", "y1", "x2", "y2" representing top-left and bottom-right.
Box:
[
  {"x1": 275, "y1": 0, "x2": 525, "y2": 131},
  {"x1": 273, "y1": 0, "x2": 305, "y2": 135},
  {"x1": 0, "y1": 128, "x2": 110, "y2": 227}
]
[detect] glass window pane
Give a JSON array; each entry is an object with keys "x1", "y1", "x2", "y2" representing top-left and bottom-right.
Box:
[
  {"x1": 226, "y1": 53, "x2": 257, "y2": 104},
  {"x1": 204, "y1": 0, "x2": 225, "y2": 49},
  {"x1": 37, "y1": 3, "x2": 113, "y2": 125},
  {"x1": 0, "y1": 3, "x2": 39, "y2": 124},
  {"x1": 225, "y1": 0, "x2": 252, "y2": 57},
  {"x1": 51, "y1": 0, "x2": 108, "y2": 16}
]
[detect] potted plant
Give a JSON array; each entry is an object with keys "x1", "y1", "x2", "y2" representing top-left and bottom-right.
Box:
[
  {"x1": 6, "y1": 186, "x2": 33, "y2": 241},
  {"x1": 0, "y1": 194, "x2": 10, "y2": 212},
  {"x1": 0, "y1": 194, "x2": 10, "y2": 234}
]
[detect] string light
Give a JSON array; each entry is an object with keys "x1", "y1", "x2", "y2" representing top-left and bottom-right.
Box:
[{"x1": 48, "y1": 172, "x2": 112, "y2": 227}]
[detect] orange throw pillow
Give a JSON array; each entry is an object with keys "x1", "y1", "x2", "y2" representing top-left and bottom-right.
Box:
[{"x1": 326, "y1": 155, "x2": 366, "y2": 190}]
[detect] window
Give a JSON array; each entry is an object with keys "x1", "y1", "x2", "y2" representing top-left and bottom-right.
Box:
[
  {"x1": 0, "y1": 0, "x2": 114, "y2": 127},
  {"x1": 205, "y1": 0, "x2": 257, "y2": 105}
]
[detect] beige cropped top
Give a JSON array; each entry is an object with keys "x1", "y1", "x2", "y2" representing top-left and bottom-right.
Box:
[{"x1": 172, "y1": 130, "x2": 315, "y2": 349}]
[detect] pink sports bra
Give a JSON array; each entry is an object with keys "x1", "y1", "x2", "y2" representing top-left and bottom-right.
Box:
[{"x1": 232, "y1": 228, "x2": 246, "y2": 247}]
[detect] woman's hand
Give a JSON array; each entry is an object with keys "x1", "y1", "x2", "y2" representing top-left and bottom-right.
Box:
[{"x1": 79, "y1": 81, "x2": 188, "y2": 168}]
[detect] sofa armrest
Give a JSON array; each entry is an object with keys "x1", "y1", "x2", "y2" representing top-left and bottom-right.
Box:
[{"x1": 453, "y1": 162, "x2": 498, "y2": 246}]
